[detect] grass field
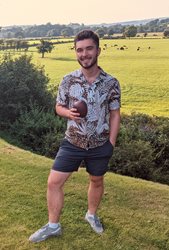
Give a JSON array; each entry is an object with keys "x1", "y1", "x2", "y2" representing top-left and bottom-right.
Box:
[
  {"x1": 1, "y1": 38, "x2": 169, "y2": 117},
  {"x1": 0, "y1": 138, "x2": 169, "y2": 250}
]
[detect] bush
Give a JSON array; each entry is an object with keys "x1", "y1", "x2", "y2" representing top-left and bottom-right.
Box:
[
  {"x1": 109, "y1": 140, "x2": 155, "y2": 180},
  {"x1": 10, "y1": 105, "x2": 66, "y2": 157},
  {"x1": 0, "y1": 54, "x2": 53, "y2": 128},
  {"x1": 110, "y1": 113, "x2": 169, "y2": 185}
]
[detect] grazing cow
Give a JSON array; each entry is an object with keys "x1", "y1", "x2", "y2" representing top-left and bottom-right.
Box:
[
  {"x1": 137, "y1": 47, "x2": 140, "y2": 51},
  {"x1": 148, "y1": 46, "x2": 151, "y2": 49}
]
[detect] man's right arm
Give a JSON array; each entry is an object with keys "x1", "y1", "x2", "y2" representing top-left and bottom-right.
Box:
[{"x1": 55, "y1": 104, "x2": 81, "y2": 121}]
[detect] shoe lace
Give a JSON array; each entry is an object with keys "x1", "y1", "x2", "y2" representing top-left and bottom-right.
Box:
[{"x1": 93, "y1": 215, "x2": 102, "y2": 227}]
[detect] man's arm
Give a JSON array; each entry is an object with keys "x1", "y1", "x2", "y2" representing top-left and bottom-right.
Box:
[
  {"x1": 55, "y1": 104, "x2": 81, "y2": 121},
  {"x1": 109, "y1": 109, "x2": 121, "y2": 147}
]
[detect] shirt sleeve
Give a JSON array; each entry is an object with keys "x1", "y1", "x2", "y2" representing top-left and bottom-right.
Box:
[
  {"x1": 109, "y1": 79, "x2": 121, "y2": 110},
  {"x1": 56, "y1": 77, "x2": 69, "y2": 106}
]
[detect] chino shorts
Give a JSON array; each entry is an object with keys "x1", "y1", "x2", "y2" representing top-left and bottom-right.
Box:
[{"x1": 52, "y1": 139, "x2": 114, "y2": 176}]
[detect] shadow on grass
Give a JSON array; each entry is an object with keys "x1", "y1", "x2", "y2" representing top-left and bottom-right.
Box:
[
  {"x1": 49, "y1": 57, "x2": 76, "y2": 62},
  {"x1": 0, "y1": 130, "x2": 35, "y2": 155}
]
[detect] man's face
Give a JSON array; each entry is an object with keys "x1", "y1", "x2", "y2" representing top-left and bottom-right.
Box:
[{"x1": 75, "y1": 39, "x2": 101, "y2": 69}]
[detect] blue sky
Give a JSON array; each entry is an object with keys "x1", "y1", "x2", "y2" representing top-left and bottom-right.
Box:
[{"x1": 1, "y1": 0, "x2": 169, "y2": 26}]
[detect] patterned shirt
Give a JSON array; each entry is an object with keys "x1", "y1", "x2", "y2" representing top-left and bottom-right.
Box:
[{"x1": 56, "y1": 68, "x2": 121, "y2": 149}]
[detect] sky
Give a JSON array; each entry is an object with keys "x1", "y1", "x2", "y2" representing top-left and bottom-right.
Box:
[{"x1": 1, "y1": 0, "x2": 169, "y2": 27}]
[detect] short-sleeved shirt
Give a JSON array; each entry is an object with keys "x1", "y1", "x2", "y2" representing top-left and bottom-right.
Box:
[{"x1": 56, "y1": 68, "x2": 121, "y2": 149}]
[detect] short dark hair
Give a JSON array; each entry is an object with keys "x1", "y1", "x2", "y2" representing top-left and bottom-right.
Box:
[{"x1": 74, "y1": 30, "x2": 99, "y2": 48}]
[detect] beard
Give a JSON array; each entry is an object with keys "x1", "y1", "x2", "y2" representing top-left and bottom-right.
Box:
[{"x1": 77, "y1": 55, "x2": 98, "y2": 69}]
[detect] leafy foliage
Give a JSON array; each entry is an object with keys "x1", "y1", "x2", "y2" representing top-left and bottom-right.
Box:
[
  {"x1": 37, "y1": 40, "x2": 54, "y2": 58},
  {"x1": 1, "y1": 18, "x2": 169, "y2": 39},
  {"x1": 0, "y1": 54, "x2": 53, "y2": 128},
  {"x1": 163, "y1": 28, "x2": 169, "y2": 37},
  {"x1": 109, "y1": 113, "x2": 169, "y2": 184},
  {"x1": 124, "y1": 25, "x2": 137, "y2": 38},
  {"x1": 110, "y1": 140, "x2": 155, "y2": 180},
  {"x1": 10, "y1": 104, "x2": 66, "y2": 157}
]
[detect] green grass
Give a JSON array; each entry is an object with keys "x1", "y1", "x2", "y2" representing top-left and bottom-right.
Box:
[
  {"x1": 1, "y1": 38, "x2": 169, "y2": 117},
  {"x1": 0, "y1": 138, "x2": 169, "y2": 250}
]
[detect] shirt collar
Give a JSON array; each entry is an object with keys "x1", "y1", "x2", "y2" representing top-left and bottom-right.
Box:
[{"x1": 78, "y1": 67, "x2": 107, "y2": 84}]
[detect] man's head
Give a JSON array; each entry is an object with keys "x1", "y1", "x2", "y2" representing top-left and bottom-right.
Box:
[
  {"x1": 74, "y1": 30, "x2": 101, "y2": 69},
  {"x1": 74, "y1": 30, "x2": 99, "y2": 49}
]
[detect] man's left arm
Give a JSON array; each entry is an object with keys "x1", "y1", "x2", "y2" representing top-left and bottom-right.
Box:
[{"x1": 109, "y1": 109, "x2": 121, "y2": 147}]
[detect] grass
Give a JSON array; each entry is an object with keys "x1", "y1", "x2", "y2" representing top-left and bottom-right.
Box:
[
  {"x1": 0, "y1": 138, "x2": 169, "y2": 250},
  {"x1": 0, "y1": 37, "x2": 169, "y2": 117},
  {"x1": 1, "y1": 37, "x2": 169, "y2": 117}
]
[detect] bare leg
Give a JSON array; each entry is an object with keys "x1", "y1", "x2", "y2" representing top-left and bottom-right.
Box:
[
  {"x1": 87, "y1": 175, "x2": 104, "y2": 214},
  {"x1": 47, "y1": 170, "x2": 72, "y2": 223}
]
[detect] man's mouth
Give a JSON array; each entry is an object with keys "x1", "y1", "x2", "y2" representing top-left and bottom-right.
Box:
[{"x1": 81, "y1": 57, "x2": 91, "y2": 61}]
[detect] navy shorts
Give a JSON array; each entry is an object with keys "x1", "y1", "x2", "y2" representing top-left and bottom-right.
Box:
[{"x1": 52, "y1": 139, "x2": 114, "y2": 176}]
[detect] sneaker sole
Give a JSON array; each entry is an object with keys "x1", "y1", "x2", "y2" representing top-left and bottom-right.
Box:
[{"x1": 29, "y1": 230, "x2": 62, "y2": 243}]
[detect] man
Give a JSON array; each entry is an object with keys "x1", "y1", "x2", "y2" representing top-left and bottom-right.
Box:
[{"x1": 29, "y1": 30, "x2": 121, "y2": 243}]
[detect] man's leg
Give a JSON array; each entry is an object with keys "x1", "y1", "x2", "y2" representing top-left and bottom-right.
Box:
[
  {"x1": 47, "y1": 170, "x2": 72, "y2": 223},
  {"x1": 85, "y1": 175, "x2": 104, "y2": 234},
  {"x1": 29, "y1": 170, "x2": 71, "y2": 243},
  {"x1": 87, "y1": 175, "x2": 104, "y2": 214}
]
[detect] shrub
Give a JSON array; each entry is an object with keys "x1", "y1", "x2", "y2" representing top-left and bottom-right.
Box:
[
  {"x1": 110, "y1": 113, "x2": 169, "y2": 185},
  {"x1": 109, "y1": 140, "x2": 155, "y2": 180},
  {"x1": 10, "y1": 105, "x2": 66, "y2": 157},
  {"x1": 0, "y1": 54, "x2": 53, "y2": 128}
]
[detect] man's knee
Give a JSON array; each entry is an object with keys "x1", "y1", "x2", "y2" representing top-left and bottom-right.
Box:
[
  {"x1": 89, "y1": 175, "x2": 104, "y2": 188},
  {"x1": 48, "y1": 170, "x2": 71, "y2": 190}
]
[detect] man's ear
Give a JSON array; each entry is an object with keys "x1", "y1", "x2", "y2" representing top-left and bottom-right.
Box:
[{"x1": 97, "y1": 47, "x2": 101, "y2": 56}]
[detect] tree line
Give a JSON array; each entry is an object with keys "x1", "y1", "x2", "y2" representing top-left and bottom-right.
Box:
[{"x1": 1, "y1": 18, "x2": 169, "y2": 39}]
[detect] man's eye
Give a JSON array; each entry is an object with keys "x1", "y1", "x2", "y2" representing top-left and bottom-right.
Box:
[{"x1": 87, "y1": 47, "x2": 93, "y2": 50}]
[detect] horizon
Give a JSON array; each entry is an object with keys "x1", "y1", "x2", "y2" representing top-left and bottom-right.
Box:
[
  {"x1": 1, "y1": 0, "x2": 169, "y2": 27},
  {"x1": 1, "y1": 16, "x2": 169, "y2": 28}
]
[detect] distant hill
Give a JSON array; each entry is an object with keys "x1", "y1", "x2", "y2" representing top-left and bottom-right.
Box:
[
  {"x1": 91, "y1": 16, "x2": 169, "y2": 27},
  {"x1": 1, "y1": 17, "x2": 169, "y2": 38}
]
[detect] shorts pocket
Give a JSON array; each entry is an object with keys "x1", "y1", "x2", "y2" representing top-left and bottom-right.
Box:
[{"x1": 105, "y1": 140, "x2": 114, "y2": 157}]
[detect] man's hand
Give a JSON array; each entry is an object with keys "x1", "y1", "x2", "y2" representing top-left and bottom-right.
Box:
[
  {"x1": 68, "y1": 108, "x2": 81, "y2": 122},
  {"x1": 56, "y1": 105, "x2": 82, "y2": 122}
]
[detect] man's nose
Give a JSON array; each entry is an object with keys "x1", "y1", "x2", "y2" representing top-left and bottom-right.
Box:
[{"x1": 82, "y1": 49, "x2": 88, "y2": 57}]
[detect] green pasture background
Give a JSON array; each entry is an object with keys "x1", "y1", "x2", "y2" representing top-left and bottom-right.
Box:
[{"x1": 1, "y1": 38, "x2": 169, "y2": 117}]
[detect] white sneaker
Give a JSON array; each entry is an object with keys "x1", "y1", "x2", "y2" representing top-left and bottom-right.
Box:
[
  {"x1": 29, "y1": 223, "x2": 62, "y2": 243},
  {"x1": 85, "y1": 212, "x2": 103, "y2": 234}
]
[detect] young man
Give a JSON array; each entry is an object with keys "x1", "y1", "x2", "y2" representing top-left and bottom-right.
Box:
[{"x1": 29, "y1": 30, "x2": 121, "y2": 243}]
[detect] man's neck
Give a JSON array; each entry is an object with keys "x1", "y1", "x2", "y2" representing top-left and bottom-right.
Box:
[{"x1": 81, "y1": 65, "x2": 101, "y2": 84}]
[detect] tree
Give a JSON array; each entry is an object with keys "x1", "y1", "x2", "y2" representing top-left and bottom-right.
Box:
[
  {"x1": 37, "y1": 40, "x2": 54, "y2": 58},
  {"x1": 47, "y1": 29, "x2": 59, "y2": 37},
  {"x1": 0, "y1": 54, "x2": 53, "y2": 127},
  {"x1": 108, "y1": 27, "x2": 114, "y2": 36},
  {"x1": 95, "y1": 28, "x2": 106, "y2": 38},
  {"x1": 163, "y1": 29, "x2": 169, "y2": 37},
  {"x1": 61, "y1": 27, "x2": 74, "y2": 37},
  {"x1": 124, "y1": 25, "x2": 137, "y2": 38}
]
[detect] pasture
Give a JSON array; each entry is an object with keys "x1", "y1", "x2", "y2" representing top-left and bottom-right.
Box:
[{"x1": 1, "y1": 38, "x2": 169, "y2": 117}]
